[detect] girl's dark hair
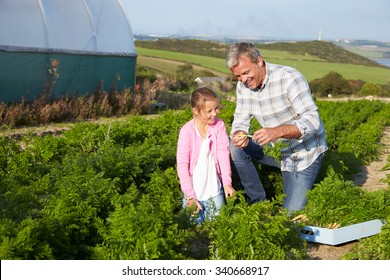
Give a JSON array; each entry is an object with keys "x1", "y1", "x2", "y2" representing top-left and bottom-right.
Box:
[{"x1": 191, "y1": 87, "x2": 218, "y2": 112}]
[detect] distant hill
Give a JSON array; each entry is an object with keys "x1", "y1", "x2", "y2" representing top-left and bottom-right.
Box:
[
  {"x1": 334, "y1": 40, "x2": 390, "y2": 61},
  {"x1": 257, "y1": 41, "x2": 386, "y2": 67},
  {"x1": 135, "y1": 39, "x2": 227, "y2": 59},
  {"x1": 135, "y1": 39, "x2": 385, "y2": 68}
]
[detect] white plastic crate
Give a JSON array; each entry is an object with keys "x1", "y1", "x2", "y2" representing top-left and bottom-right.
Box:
[{"x1": 299, "y1": 219, "x2": 385, "y2": 245}]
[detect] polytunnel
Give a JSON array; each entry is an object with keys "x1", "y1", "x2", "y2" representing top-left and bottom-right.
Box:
[{"x1": 0, "y1": 0, "x2": 137, "y2": 103}]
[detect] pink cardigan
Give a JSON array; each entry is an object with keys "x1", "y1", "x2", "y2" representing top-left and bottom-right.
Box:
[{"x1": 176, "y1": 118, "x2": 232, "y2": 200}]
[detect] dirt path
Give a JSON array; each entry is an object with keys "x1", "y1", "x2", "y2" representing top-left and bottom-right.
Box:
[
  {"x1": 353, "y1": 126, "x2": 390, "y2": 191},
  {"x1": 307, "y1": 126, "x2": 390, "y2": 260}
]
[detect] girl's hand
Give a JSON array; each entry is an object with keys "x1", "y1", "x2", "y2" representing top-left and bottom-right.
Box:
[
  {"x1": 187, "y1": 198, "x2": 202, "y2": 213},
  {"x1": 223, "y1": 185, "x2": 236, "y2": 198}
]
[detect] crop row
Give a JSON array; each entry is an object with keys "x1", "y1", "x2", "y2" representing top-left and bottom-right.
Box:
[{"x1": 0, "y1": 100, "x2": 389, "y2": 259}]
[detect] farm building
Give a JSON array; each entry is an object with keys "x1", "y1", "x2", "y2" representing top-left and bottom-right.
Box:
[{"x1": 0, "y1": 0, "x2": 137, "y2": 103}]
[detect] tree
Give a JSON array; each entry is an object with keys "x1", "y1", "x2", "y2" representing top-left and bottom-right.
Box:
[
  {"x1": 309, "y1": 71, "x2": 352, "y2": 97},
  {"x1": 359, "y1": 82, "x2": 383, "y2": 96},
  {"x1": 175, "y1": 64, "x2": 196, "y2": 91}
]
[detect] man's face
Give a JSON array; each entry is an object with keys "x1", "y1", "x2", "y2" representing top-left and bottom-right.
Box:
[{"x1": 230, "y1": 55, "x2": 264, "y2": 89}]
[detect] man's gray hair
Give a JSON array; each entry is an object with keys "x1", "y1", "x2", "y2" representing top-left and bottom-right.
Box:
[{"x1": 226, "y1": 42, "x2": 261, "y2": 68}]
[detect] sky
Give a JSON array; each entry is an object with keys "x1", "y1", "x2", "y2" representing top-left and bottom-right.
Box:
[{"x1": 125, "y1": 0, "x2": 390, "y2": 42}]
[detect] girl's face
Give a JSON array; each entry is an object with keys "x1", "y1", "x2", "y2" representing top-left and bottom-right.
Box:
[{"x1": 194, "y1": 99, "x2": 220, "y2": 125}]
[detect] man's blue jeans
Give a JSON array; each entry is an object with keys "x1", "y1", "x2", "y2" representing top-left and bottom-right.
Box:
[{"x1": 230, "y1": 139, "x2": 323, "y2": 212}]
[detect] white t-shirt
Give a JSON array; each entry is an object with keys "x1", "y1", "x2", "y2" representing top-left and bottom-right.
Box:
[{"x1": 192, "y1": 129, "x2": 222, "y2": 201}]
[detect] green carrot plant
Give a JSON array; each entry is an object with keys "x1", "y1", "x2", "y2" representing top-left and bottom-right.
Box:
[{"x1": 0, "y1": 99, "x2": 389, "y2": 260}]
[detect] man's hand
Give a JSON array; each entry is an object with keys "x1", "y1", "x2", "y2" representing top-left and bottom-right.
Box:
[
  {"x1": 253, "y1": 127, "x2": 280, "y2": 145},
  {"x1": 253, "y1": 125, "x2": 301, "y2": 145}
]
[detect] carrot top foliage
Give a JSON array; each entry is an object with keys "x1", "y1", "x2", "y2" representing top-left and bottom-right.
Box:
[{"x1": 0, "y1": 100, "x2": 389, "y2": 260}]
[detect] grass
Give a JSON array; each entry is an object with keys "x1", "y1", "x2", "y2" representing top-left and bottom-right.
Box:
[
  {"x1": 137, "y1": 56, "x2": 184, "y2": 76},
  {"x1": 271, "y1": 59, "x2": 390, "y2": 84},
  {"x1": 335, "y1": 42, "x2": 390, "y2": 60},
  {"x1": 137, "y1": 55, "x2": 226, "y2": 76},
  {"x1": 137, "y1": 47, "x2": 229, "y2": 74},
  {"x1": 347, "y1": 49, "x2": 385, "y2": 59},
  {"x1": 136, "y1": 47, "x2": 390, "y2": 85}
]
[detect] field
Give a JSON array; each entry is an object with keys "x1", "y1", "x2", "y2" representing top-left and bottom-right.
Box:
[
  {"x1": 1, "y1": 98, "x2": 389, "y2": 260},
  {"x1": 137, "y1": 47, "x2": 229, "y2": 75},
  {"x1": 1, "y1": 40, "x2": 390, "y2": 261},
  {"x1": 335, "y1": 41, "x2": 390, "y2": 60},
  {"x1": 137, "y1": 55, "x2": 226, "y2": 77},
  {"x1": 136, "y1": 46, "x2": 390, "y2": 85}
]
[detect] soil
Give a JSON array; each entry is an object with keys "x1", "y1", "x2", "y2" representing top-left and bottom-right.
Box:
[{"x1": 306, "y1": 126, "x2": 390, "y2": 260}]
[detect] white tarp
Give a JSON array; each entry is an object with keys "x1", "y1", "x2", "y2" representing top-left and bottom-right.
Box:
[{"x1": 0, "y1": 0, "x2": 136, "y2": 55}]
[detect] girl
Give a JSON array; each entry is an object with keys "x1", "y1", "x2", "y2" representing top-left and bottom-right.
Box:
[{"x1": 176, "y1": 87, "x2": 235, "y2": 223}]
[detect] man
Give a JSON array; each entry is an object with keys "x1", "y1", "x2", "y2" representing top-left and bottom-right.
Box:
[{"x1": 226, "y1": 42, "x2": 327, "y2": 212}]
